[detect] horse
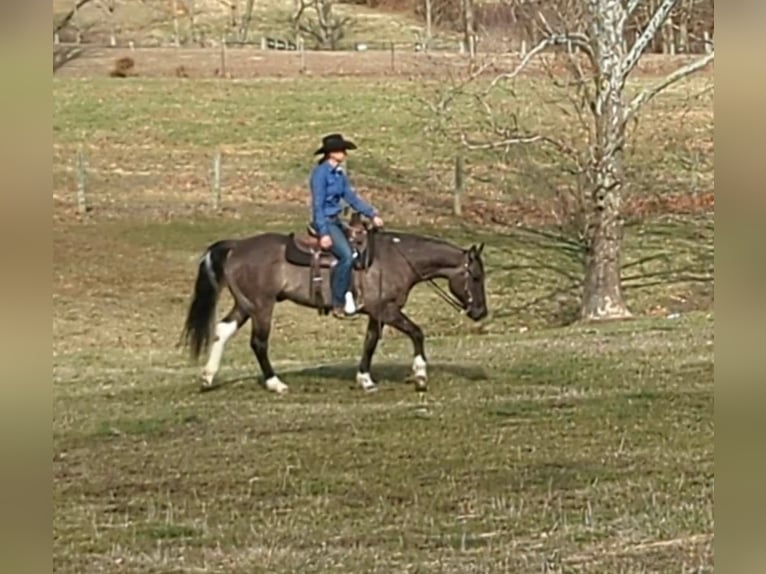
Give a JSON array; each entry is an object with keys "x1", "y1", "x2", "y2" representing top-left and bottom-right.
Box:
[{"x1": 181, "y1": 217, "x2": 488, "y2": 394}]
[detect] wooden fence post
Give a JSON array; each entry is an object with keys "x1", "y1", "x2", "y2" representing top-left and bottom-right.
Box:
[
  {"x1": 298, "y1": 36, "x2": 305, "y2": 73},
  {"x1": 220, "y1": 34, "x2": 228, "y2": 76},
  {"x1": 76, "y1": 147, "x2": 87, "y2": 215},
  {"x1": 390, "y1": 41, "x2": 395, "y2": 72},
  {"x1": 211, "y1": 150, "x2": 222, "y2": 211},
  {"x1": 453, "y1": 152, "x2": 464, "y2": 217}
]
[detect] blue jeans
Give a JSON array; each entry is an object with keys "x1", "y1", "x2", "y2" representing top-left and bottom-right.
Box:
[{"x1": 327, "y1": 221, "x2": 354, "y2": 307}]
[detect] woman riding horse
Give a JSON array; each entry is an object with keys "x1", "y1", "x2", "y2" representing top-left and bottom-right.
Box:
[{"x1": 310, "y1": 133, "x2": 385, "y2": 318}]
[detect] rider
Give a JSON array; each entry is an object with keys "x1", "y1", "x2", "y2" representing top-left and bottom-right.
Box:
[{"x1": 310, "y1": 133, "x2": 384, "y2": 318}]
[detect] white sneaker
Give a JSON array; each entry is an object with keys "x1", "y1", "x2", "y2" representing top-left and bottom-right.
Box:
[{"x1": 343, "y1": 292, "x2": 357, "y2": 314}]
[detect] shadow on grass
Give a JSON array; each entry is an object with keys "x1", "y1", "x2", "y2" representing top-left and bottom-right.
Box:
[{"x1": 200, "y1": 361, "x2": 489, "y2": 393}]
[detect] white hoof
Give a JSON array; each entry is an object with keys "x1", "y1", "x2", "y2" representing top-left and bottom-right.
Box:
[
  {"x1": 356, "y1": 372, "x2": 378, "y2": 392},
  {"x1": 200, "y1": 369, "x2": 215, "y2": 387},
  {"x1": 265, "y1": 376, "x2": 289, "y2": 394},
  {"x1": 412, "y1": 355, "x2": 428, "y2": 381}
]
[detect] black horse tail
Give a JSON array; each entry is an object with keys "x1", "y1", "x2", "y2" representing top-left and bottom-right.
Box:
[{"x1": 182, "y1": 240, "x2": 237, "y2": 360}]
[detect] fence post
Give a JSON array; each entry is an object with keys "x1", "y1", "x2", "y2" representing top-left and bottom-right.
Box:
[
  {"x1": 260, "y1": 36, "x2": 266, "y2": 50},
  {"x1": 390, "y1": 41, "x2": 395, "y2": 72},
  {"x1": 211, "y1": 150, "x2": 222, "y2": 211},
  {"x1": 220, "y1": 34, "x2": 227, "y2": 76},
  {"x1": 76, "y1": 147, "x2": 87, "y2": 215},
  {"x1": 298, "y1": 36, "x2": 305, "y2": 73},
  {"x1": 453, "y1": 152, "x2": 464, "y2": 217}
]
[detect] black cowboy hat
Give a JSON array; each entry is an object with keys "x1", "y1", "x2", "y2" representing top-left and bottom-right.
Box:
[{"x1": 314, "y1": 133, "x2": 357, "y2": 155}]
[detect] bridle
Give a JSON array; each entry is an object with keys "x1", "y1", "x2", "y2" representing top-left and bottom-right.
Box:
[{"x1": 390, "y1": 236, "x2": 475, "y2": 314}]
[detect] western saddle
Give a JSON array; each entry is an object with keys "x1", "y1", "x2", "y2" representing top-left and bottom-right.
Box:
[{"x1": 284, "y1": 212, "x2": 376, "y2": 313}]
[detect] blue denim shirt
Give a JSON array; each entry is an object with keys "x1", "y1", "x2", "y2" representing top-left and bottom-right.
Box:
[{"x1": 310, "y1": 160, "x2": 376, "y2": 237}]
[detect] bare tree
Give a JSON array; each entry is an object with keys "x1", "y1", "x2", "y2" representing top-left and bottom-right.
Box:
[
  {"x1": 239, "y1": 0, "x2": 256, "y2": 42},
  {"x1": 431, "y1": 0, "x2": 713, "y2": 320},
  {"x1": 293, "y1": 0, "x2": 353, "y2": 49},
  {"x1": 462, "y1": 0, "x2": 476, "y2": 56},
  {"x1": 424, "y1": 0, "x2": 433, "y2": 47},
  {"x1": 96, "y1": 0, "x2": 117, "y2": 46},
  {"x1": 53, "y1": 0, "x2": 95, "y2": 39}
]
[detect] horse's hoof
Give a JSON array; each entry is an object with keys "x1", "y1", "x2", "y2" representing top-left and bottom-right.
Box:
[
  {"x1": 356, "y1": 372, "x2": 378, "y2": 393},
  {"x1": 265, "y1": 376, "x2": 289, "y2": 394}
]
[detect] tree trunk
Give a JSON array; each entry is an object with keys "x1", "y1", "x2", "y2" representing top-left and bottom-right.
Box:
[
  {"x1": 240, "y1": 0, "x2": 255, "y2": 42},
  {"x1": 424, "y1": 0, "x2": 432, "y2": 47},
  {"x1": 582, "y1": 0, "x2": 632, "y2": 320},
  {"x1": 463, "y1": 0, "x2": 475, "y2": 57},
  {"x1": 582, "y1": 168, "x2": 630, "y2": 320}
]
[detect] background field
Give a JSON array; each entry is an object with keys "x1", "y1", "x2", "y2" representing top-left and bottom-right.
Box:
[{"x1": 53, "y1": 46, "x2": 714, "y2": 572}]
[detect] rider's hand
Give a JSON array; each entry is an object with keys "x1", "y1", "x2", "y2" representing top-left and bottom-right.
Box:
[
  {"x1": 319, "y1": 235, "x2": 333, "y2": 250},
  {"x1": 372, "y1": 215, "x2": 384, "y2": 229}
]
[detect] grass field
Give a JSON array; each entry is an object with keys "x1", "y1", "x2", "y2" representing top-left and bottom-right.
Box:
[{"x1": 53, "y1": 62, "x2": 714, "y2": 572}]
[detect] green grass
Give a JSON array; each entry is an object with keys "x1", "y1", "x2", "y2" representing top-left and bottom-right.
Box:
[
  {"x1": 52, "y1": 74, "x2": 713, "y2": 217},
  {"x1": 53, "y1": 213, "x2": 713, "y2": 572}
]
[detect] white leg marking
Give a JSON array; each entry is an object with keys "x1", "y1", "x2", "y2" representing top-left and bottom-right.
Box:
[
  {"x1": 265, "y1": 376, "x2": 289, "y2": 394},
  {"x1": 412, "y1": 354, "x2": 428, "y2": 380},
  {"x1": 201, "y1": 321, "x2": 238, "y2": 386},
  {"x1": 356, "y1": 371, "x2": 377, "y2": 392}
]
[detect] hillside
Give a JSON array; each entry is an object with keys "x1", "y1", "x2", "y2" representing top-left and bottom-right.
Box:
[{"x1": 52, "y1": 0, "x2": 456, "y2": 49}]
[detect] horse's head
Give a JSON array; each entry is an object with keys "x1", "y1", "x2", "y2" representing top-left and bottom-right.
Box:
[{"x1": 448, "y1": 242, "x2": 488, "y2": 321}]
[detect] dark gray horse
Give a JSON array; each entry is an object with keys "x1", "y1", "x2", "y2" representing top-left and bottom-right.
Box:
[{"x1": 182, "y1": 223, "x2": 488, "y2": 393}]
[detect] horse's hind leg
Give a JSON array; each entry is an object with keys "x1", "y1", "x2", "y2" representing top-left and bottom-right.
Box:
[
  {"x1": 201, "y1": 304, "x2": 248, "y2": 388},
  {"x1": 248, "y1": 301, "x2": 288, "y2": 394}
]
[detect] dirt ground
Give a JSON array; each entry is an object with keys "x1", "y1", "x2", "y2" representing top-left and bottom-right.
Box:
[{"x1": 54, "y1": 45, "x2": 715, "y2": 80}]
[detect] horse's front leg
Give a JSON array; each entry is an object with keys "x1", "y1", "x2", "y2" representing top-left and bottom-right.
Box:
[
  {"x1": 356, "y1": 316, "x2": 382, "y2": 393},
  {"x1": 385, "y1": 307, "x2": 428, "y2": 392}
]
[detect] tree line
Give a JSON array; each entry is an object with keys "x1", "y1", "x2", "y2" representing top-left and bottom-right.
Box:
[{"x1": 342, "y1": 0, "x2": 713, "y2": 53}]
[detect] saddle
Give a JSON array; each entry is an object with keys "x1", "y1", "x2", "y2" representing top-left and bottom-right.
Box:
[{"x1": 284, "y1": 213, "x2": 377, "y2": 313}]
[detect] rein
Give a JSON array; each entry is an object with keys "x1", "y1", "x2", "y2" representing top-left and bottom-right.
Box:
[{"x1": 389, "y1": 236, "x2": 468, "y2": 313}]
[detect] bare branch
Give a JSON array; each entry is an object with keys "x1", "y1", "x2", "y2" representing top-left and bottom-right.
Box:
[
  {"x1": 54, "y1": 0, "x2": 95, "y2": 35},
  {"x1": 461, "y1": 133, "x2": 542, "y2": 150},
  {"x1": 625, "y1": 0, "x2": 643, "y2": 17},
  {"x1": 625, "y1": 51, "x2": 713, "y2": 121},
  {"x1": 487, "y1": 39, "x2": 550, "y2": 90},
  {"x1": 622, "y1": 0, "x2": 679, "y2": 81}
]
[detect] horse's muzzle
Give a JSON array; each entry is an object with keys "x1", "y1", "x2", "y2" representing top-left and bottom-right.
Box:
[{"x1": 467, "y1": 307, "x2": 488, "y2": 321}]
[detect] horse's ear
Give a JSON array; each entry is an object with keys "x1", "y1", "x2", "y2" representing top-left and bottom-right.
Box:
[{"x1": 467, "y1": 243, "x2": 484, "y2": 259}]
